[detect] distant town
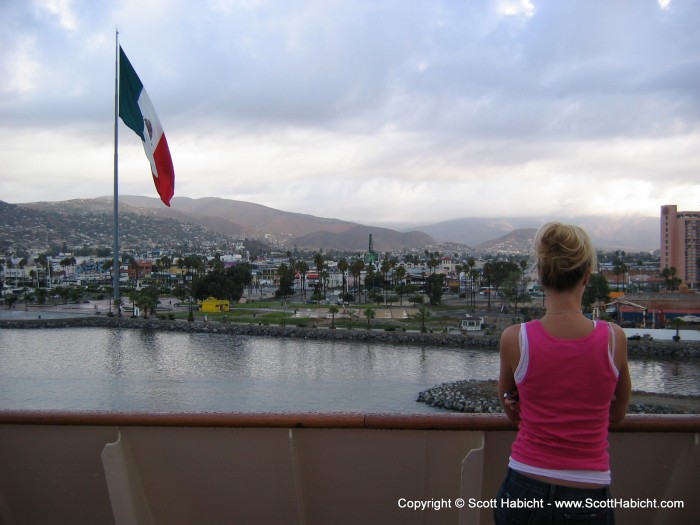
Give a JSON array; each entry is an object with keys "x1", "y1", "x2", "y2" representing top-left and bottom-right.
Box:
[{"x1": 2, "y1": 202, "x2": 698, "y2": 332}]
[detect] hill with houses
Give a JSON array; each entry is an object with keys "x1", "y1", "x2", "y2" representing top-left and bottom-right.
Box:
[{"x1": 1, "y1": 196, "x2": 659, "y2": 256}]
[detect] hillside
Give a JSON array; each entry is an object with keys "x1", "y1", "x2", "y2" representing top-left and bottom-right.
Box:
[
  {"x1": 2, "y1": 197, "x2": 436, "y2": 254},
  {"x1": 417, "y1": 216, "x2": 659, "y2": 252},
  {"x1": 475, "y1": 228, "x2": 537, "y2": 254},
  {"x1": 4, "y1": 199, "x2": 250, "y2": 254},
  {"x1": 2, "y1": 196, "x2": 661, "y2": 255},
  {"x1": 118, "y1": 196, "x2": 435, "y2": 251}
]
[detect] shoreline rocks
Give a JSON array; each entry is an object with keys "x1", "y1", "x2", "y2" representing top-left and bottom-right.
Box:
[
  {"x1": 2, "y1": 315, "x2": 700, "y2": 357},
  {"x1": 417, "y1": 379, "x2": 700, "y2": 415}
]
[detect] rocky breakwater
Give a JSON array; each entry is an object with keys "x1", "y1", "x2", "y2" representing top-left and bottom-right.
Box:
[
  {"x1": 418, "y1": 380, "x2": 503, "y2": 413},
  {"x1": 417, "y1": 379, "x2": 700, "y2": 415},
  {"x1": 3, "y1": 315, "x2": 700, "y2": 356},
  {"x1": 0, "y1": 315, "x2": 502, "y2": 348},
  {"x1": 0, "y1": 314, "x2": 700, "y2": 358}
]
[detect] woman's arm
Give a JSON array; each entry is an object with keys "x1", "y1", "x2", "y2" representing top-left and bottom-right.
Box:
[
  {"x1": 610, "y1": 324, "x2": 631, "y2": 424},
  {"x1": 498, "y1": 324, "x2": 521, "y2": 422}
]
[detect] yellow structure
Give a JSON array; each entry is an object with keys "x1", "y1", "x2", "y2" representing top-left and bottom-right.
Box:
[{"x1": 199, "y1": 297, "x2": 230, "y2": 313}]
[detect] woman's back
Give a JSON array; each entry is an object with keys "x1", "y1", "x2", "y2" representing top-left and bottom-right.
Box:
[{"x1": 511, "y1": 320, "x2": 619, "y2": 474}]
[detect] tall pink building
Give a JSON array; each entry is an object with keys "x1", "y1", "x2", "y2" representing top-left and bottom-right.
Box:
[{"x1": 661, "y1": 204, "x2": 700, "y2": 288}]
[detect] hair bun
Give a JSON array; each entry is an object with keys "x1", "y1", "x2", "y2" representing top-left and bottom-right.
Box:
[{"x1": 535, "y1": 222, "x2": 596, "y2": 291}]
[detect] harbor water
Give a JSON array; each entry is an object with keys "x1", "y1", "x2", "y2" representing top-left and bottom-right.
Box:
[{"x1": 1, "y1": 327, "x2": 699, "y2": 414}]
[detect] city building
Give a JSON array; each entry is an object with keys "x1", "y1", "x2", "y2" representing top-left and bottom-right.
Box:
[
  {"x1": 661, "y1": 204, "x2": 700, "y2": 289},
  {"x1": 199, "y1": 297, "x2": 230, "y2": 313}
]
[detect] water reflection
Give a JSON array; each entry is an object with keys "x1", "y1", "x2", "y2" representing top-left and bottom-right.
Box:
[
  {"x1": 628, "y1": 357, "x2": 699, "y2": 395},
  {"x1": 0, "y1": 328, "x2": 698, "y2": 414}
]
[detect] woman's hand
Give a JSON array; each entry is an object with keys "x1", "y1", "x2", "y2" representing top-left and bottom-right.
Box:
[{"x1": 503, "y1": 389, "x2": 520, "y2": 417}]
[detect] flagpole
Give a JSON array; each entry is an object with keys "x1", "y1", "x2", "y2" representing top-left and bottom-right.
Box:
[{"x1": 113, "y1": 29, "x2": 120, "y2": 305}]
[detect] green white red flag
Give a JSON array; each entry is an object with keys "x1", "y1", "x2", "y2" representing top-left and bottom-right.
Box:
[{"x1": 119, "y1": 46, "x2": 175, "y2": 207}]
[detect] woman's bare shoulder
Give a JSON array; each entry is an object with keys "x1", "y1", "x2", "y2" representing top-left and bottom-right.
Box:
[{"x1": 500, "y1": 323, "x2": 521, "y2": 348}]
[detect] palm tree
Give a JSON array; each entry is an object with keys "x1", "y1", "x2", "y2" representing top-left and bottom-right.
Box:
[
  {"x1": 380, "y1": 259, "x2": 392, "y2": 304},
  {"x1": 350, "y1": 259, "x2": 365, "y2": 301},
  {"x1": 395, "y1": 265, "x2": 406, "y2": 286},
  {"x1": 394, "y1": 266, "x2": 407, "y2": 304},
  {"x1": 328, "y1": 305, "x2": 339, "y2": 329},
  {"x1": 128, "y1": 290, "x2": 140, "y2": 317},
  {"x1": 661, "y1": 266, "x2": 679, "y2": 292},
  {"x1": 314, "y1": 252, "x2": 325, "y2": 296},
  {"x1": 113, "y1": 296, "x2": 123, "y2": 317},
  {"x1": 363, "y1": 306, "x2": 375, "y2": 329},
  {"x1": 337, "y1": 258, "x2": 349, "y2": 296},
  {"x1": 129, "y1": 258, "x2": 140, "y2": 288},
  {"x1": 295, "y1": 260, "x2": 309, "y2": 300},
  {"x1": 417, "y1": 306, "x2": 431, "y2": 332},
  {"x1": 613, "y1": 260, "x2": 628, "y2": 292},
  {"x1": 466, "y1": 258, "x2": 476, "y2": 307}
]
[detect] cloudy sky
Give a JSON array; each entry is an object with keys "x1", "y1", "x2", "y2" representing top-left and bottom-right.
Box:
[{"x1": 1, "y1": 0, "x2": 698, "y2": 226}]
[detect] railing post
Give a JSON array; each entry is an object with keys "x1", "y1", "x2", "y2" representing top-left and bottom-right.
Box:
[{"x1": 101, "y1": 429, "x2": 155, "y2": 525}]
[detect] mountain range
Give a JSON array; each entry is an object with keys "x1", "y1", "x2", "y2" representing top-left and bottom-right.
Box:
[{"x1": 1, "y1": 196, "x2": 660, "y2": 255}]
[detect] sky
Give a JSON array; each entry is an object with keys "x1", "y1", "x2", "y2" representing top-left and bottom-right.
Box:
[{"x1": 1, "y1": 0, "x2": 699, "y2": 227}]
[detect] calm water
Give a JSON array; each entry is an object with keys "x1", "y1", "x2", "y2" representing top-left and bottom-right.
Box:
[{"x1": 0, "y1": 328, "x2": 698, "y2": 413}]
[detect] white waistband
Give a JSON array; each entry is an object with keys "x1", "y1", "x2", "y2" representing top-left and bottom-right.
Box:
[{"x1": 509, "y1": 457, "x2": 611, "y2": 485}]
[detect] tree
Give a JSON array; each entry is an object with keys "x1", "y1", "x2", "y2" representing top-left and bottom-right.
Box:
[
  {"x1": 140, "y1": 285, "x2": 161, "y2": 316},
  {"x1": 191, "y1": 264, "x2": 253, "y2": 303},
  {"x1": 613, "y1": 259, "x2": 628, "y2": 292},
  {"x1": 135, "y1": 292, "x2": 157, "y2": 318},
  {"x1": 337, "y1": 257, "x2": 349, "y2": 296},
  {"x1": 5, "y1": 294, "x2": 18, "y2": 309},
  {"x1": 363, "y1": 306, "x2": 375, "y2": 329},
  {"x1": 275, "y1": 263, "x2": 296, "y2": 299},
  {"x1": 158, "y1": 255, "x2": 173, "y2": 287},
  {"x1": 582, "y1": 273, "x2": 611, "y2": 313},
  {"x1": 129, "y1": 258, "x2": 140, "y2": 288},
  {"x1": 314, "y1": 252, "x2": 325, "y2": 296},
  {"x1": 127, "y1": 289, "x2": 140, "y2": 316},
  {"x1": 501, "y1": 270, "x2": 527, "y2": 312},
  {"x1": 60, "y1": 256, "x2": 76, "y2": 283},
  {"x1": 350, "y1": 259, "x2": 365, "y2": 300},
  {"x1": 394, "y1": 265, "x2": 406, "y2": 288},
  {"x1": 295, "y1": 260, "x2": 309, "y2": 300},
  {"x1": 328, "y1": 305, "x2": 339, "y2": 329},
  {"x1": 409, "y1": 293, "x2": 424, "y2": 307},
  {"x1": 416, "y1": 306, "x2": 431, "y2": 332},
  {"x1": 364, "y1": 266, "x2": 383, "y2": 290},
  {"x1": 396, "y1": 283, "x2": 415, "y2": 306},
  {"x1": 425, "y1": 273, "x2": 446, "y2": 306},
  {"x1": 467, "y1": 258, "x2": 477, "y2": 310},
  {"x1": 181, "y1": 255, "x2": 204, "y2": 284},
  {"x1": 225, "y1": 264, "x2": 254, "y2": 301},
  {"x1": 380, "y1": 259, "x2": 392, "y2": 303},
  {"x1": 661, "y1": 267, "x2": 681, "y2": 292},
  {"x1": 113, "y1": 296, "x2": 123, "y2": 317}
]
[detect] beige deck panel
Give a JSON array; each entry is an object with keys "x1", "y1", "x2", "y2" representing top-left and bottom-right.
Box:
[{"x1": 0, "y1": 412, "x2": 697, "y2": 525}]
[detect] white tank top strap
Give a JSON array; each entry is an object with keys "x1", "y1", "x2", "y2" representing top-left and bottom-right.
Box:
[
  {"x1": 606, "y1": 321, "x2": 619, "y2": 376},
  {"x1": 514, "y1": 323, "x2": 529, "y2": 384}
]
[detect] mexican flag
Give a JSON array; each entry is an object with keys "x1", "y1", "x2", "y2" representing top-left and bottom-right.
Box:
[{"x1": 119, "y1": 46, "x2": 175, "y2": 207}]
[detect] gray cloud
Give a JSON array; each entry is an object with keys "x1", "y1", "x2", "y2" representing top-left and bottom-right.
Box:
[{"x1": 1, "y1": 0, "x2": 699, "y2": 223}]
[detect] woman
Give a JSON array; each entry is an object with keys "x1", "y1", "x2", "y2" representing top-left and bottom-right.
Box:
[{"x1": 495, "y1": 222, "x2": 631, "y2": 525}]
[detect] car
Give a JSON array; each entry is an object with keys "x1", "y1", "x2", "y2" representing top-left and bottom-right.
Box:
[{"x1": 679, "y1": 315, "x2": 700, "y2": 324}]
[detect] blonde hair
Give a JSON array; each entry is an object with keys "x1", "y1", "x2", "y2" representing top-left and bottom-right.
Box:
[{"x1": 534, "y1": 222, "x2": 596, "y2": 292}]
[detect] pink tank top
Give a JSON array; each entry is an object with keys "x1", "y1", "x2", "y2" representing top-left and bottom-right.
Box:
[{"x1": 511, "y1": 320, "x2": 619, "y2": 472}]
